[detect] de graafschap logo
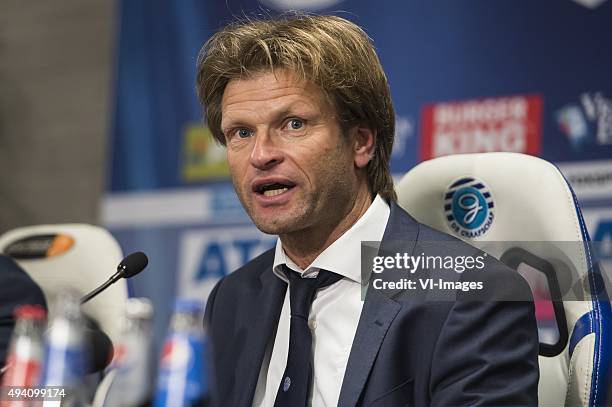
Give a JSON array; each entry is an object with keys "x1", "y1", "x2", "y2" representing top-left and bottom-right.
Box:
[
  {"x1": 556, "y1": 92, "x2": 612, "y2": 150},
  {"x1": 445, "y1": 177, "x2": 495, "y2": 238}
]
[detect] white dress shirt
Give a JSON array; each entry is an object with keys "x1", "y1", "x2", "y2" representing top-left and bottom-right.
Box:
[{"x1": 252, "y1": 195, "x2": 390, "y2": 407}]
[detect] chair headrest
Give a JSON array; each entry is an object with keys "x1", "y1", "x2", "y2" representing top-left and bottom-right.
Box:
[{"x1": 396, "y1": 152, "x2": 583, "y2": 243}]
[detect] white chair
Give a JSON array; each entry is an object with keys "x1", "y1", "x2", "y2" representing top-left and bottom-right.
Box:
[
  {"x1": 0, "y1": 224, "x2": 129, "y2": 344},
  {"x1": 396, "y1": 152, "x2": 611, "y2": 407}
]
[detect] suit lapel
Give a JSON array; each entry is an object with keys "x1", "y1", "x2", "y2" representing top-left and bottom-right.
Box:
[
  {"x1": 235, "y1": 266, "x2": 287, "y2": 406},
  {"x1": 337, "y1": 287, "x2": 401, "y2": 407},
  {"x1": 337, "y1": 202, "x2": 420, "y2": 407}
]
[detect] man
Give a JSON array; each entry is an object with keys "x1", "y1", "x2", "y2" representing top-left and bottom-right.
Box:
[{"x1": 198, "y1": 15, "x2": 539, "y2": 407}]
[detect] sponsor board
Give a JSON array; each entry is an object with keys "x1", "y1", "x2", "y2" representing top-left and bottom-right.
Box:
[
  {"x1": 177, "y1": 226, "x2": 275, "y2": 300},
  {"x1": 392, "y1": 114, "x2": 414, "y2": 159},
  {"x1": 102, "y1": 185, "x2": 248, "y2": 229},
  {"x1": 582, "y1": 207, "x2": 612, "y2": 262},
  {"x1": 420, "y1": 95, "x2": 542, "y2": 160},
  {"x1": 258, "y1": 0, "x2": 344, "y2": 10},
  {"x1": 556, "y1": 160, "x2": 612, "y2": 201},
  {"x1": 570, "y1": 0, "x2": 609, "y2": 9},
  {"x1": 181, "y1": 124, "x2": 229, "y2": 181},
  {"x1": 555, "y1": 92, "x2": 612, "y2": 151}
]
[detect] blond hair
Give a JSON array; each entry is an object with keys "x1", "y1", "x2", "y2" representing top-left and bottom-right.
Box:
[{"x1": 196, "y1": 14, "x2": 396, "y2": 201}]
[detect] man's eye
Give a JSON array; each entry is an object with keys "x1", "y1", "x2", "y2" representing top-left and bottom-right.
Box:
[
  {"x1": 288, "y1": 119, "x2": 303, "y2": 130},
  {"x1": 236, "y1": 128, "x2": 253, "y2": 138}
]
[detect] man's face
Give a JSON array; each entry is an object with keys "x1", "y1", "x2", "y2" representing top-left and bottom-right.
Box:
[{"x1": 220, "y1": 69, "x2": 369, "y2": 238}]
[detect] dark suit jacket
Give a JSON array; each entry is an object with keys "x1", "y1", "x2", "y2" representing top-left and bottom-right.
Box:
[
  {"x1": 205, "y1": 203, "x2": 539, "y2": 406},
  {"x1": 0, "y1": 255, "x2": 47, "y2": 367}
]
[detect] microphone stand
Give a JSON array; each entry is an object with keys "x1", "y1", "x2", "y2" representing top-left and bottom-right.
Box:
[{"x1": 80, "y1": 271, "x2": 123, "y2": 304}]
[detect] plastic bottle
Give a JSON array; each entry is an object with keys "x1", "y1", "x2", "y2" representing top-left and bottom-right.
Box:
[
  {"x1": 154, "y1": 299, "x2": 208, "y2": 407},
  {"x1": 0, "y1": 304, "x2": 46, "y2": 407},
  {"x1": 101, "y1": 298, "x2": 154, "y2": 407},
  {"x1": 40, "y1": 291, "x2": 88, "y2": 406}
]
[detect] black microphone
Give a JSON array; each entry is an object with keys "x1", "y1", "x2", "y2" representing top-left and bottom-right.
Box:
[{"x1": 81, "y1": 252, "x2": 148, "y2": 304}]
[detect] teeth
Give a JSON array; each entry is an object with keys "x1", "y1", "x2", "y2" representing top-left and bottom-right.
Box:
[{"x1": 263, "y1": 187, "x2": 288, "y2": 197}]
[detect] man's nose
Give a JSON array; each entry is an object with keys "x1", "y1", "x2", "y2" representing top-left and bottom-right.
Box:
[{"x1": 249, "y1": 132, "x2": 283, "y2": 170}]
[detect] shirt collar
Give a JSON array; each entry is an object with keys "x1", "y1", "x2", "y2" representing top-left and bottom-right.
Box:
[{"x1": 273, "y1": 194, "x2": 390, "y2": 283}]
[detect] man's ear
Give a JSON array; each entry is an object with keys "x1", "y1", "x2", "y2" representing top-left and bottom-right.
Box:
[{"x1": 352, "y1": 124, "x2": 376, "y2": 169}]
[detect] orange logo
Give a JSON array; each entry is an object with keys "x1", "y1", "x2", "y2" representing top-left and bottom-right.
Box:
[{"x1": 46, "y1": 234, "x2": 74, "y2": 257}]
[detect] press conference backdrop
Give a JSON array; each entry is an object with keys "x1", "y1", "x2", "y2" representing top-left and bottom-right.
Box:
[{"x1": 102, "y1": 0, "x2": 612, "y2": 345}]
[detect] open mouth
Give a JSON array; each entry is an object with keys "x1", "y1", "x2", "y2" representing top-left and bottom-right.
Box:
[{"x1": 254, "y1": 182, "x2": 296, "y2": 197}]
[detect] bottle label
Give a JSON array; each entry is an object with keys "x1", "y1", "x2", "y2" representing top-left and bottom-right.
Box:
[
  {"x1": 2, "y1": 355, "x2": 40, "y2": 387},
  {"x1": 155, "y1": 333, "x2": 205, "y2": 406},
  {"x1": 41, "y1": 346, "x2": 86, "y2": 386}
]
